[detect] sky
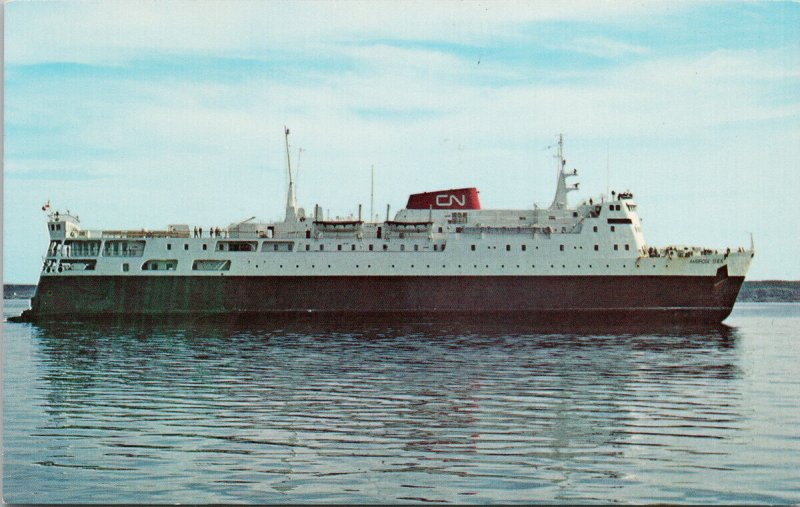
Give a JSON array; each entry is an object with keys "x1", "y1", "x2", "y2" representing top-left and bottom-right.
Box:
[{"x1": 3, "y1": 0, "x2": 799, "y2": 282}]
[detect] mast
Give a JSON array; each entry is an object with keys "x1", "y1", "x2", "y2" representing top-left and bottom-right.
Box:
[
  {"x1": 370, "y1": 164, "x2": 375, "y2": 223},
  {"x1": 548, "y1": 134, "x2": 578, "y2": 210},
  {"x1": 284, "y1": 126, "x2": 298, "y2": 222}
]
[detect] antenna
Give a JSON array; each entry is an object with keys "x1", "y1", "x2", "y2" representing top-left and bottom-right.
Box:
[
  {"x1": 284, "y1": 126, "x2": 293, "y2": 187},
  {"x1": 283, "y1": 126, "x2": 298, "y2": 222},
  {"x1": 370, "y1": 164, "x2": 375, "y2": 224},
  {"x1": 606, "y1": 141, "x2": 610, "y2": 198},
  {"x1": 548, "y1": 133, "x2": 577, "y2": 210}
]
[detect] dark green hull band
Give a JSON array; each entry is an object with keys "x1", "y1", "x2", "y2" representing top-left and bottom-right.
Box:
[{"x1": 15, "y1": 274, "x2": 745, "y2": 325}]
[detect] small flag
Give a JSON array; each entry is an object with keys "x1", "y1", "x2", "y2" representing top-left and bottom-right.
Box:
[
  {"x1": 41, "y1": 200, "x2": 50, "y2": 212},
  {"x1": 285, "y1": 127, "x2": 290, "y2": 135}
]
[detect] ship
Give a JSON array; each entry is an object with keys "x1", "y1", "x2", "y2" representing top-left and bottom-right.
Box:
[{"x1": 13, "y1": 133, "x2": 753, "y2": 325}]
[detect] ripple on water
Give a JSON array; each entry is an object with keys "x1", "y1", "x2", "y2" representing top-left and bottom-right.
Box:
[{"x1": 3, "y1": 303, "x2": 800, "y2": 503}]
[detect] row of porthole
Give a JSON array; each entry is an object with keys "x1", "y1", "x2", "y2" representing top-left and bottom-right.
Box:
[{"x1": 253, "y1": 263, "x2": 667, "y2": 270}]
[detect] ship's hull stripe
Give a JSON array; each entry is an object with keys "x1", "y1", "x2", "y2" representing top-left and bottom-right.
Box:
[{"x1": 26, "y1": 274, "x2": 745, "y2": 324}]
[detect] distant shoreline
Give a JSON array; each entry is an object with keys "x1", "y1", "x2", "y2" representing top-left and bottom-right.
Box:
[{"x1": 5, "y1": 281, "x2": 800, "y2": 303}]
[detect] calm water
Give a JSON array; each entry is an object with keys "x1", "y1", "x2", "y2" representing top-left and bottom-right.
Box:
[{"x1": 3, "y1": 300, "x2": 799, "y2": 504}]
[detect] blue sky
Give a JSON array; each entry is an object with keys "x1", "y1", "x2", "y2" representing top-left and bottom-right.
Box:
[{"x1": 4, "y1": 0, "x2": 799, "y2": 282}]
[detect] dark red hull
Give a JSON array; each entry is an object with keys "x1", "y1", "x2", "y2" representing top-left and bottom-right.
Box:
[{"x1": 16, "y1": 274, "x2": 745, "y2": 325}]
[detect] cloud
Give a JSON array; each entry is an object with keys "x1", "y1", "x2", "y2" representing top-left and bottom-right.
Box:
[
  {"x1": 5, "y1": 0, "x2": 687, "y2": 64},
  {"x1": 558, "y1": 36, "x2": 649, "y2": 58}
]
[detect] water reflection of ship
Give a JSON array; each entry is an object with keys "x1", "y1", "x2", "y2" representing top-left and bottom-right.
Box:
[{"x1": 32, "y1": 320, "x2": 741, "y2": 496}]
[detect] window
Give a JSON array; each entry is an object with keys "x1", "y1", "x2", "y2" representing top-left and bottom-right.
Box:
[
  {"x1": 167, "y1": 244, "x2": 172, "y2": 250},
  {"x1": 351, "y1": 245, "x2": 356, "y2": 251},
  {"x1": 368, "y1": 244, "x2": 373, "y2": 251},
  {"x1": 609, "y1": 205, "x2": 614, "y2": 211},
  {"x1": 522, "y1": 245, "x2": 527, "y2": 251},
  {"x1": 414, "y1": 245, "x2": 419, "y2": 251},
  {"x1": 616, "y1": 204, "x2": 621, "y2": 211},
  {"x1": 320, "y1": 244, "x2": 324, "y2": 251},
  {"x1": 593, "y1": 226, "x2": 598, "y2": 232},
  {"x1": 338, "y1": 244, "x2": 342, "y2": 251},
  {"x1": 614, "y1": 244, "x2": 619, "y2": 250},
  {"x1": 305, "y1": 244, "x2": 310, "y2": 251},
  {"x1": 203, "y1": 244, "x2": 208, "y2": 251},
  {"x1": 506, "y1": 245, "x2": 511, "y2": 251},
  {"x1": 192, "y1": 260, "x2": 231, "y2": 271},
  {"x1": 434, "y1": 245, "x2": 438, "y2": 251},
  {"x1": 438, "y1": 227, "x2": 443, "y2": 233},
  {"x1": 122, "y1": 263, "x2": 129, "y2": 272},
  {"x1": 383, "y1": 244, "x2": 388, "y2": 251},
  {"x1": 625, "y1": 244, "x2": 630, "y2": 251},
  {"x1": 610, "y1": 226, "x2": 616, "y2": 232},
  {"x1": 184, "y1": 244, "x2": 189, "y2": 250},
  {"x1": 471, "y1": 245, "x2": 476, "y2": 251},
  {"x1": 401, "y1": 244, "x2": 405, "y2": 251},
  {"x1": 142, "y1": 259, "x2": 177, "y2": 271},
  {"x1": 220, "y1": 241, "x2": 257, "y2": 252},
  {"x1": 560, "y1": 245, "x2": 564, "y2": 251},
  {"x1": 594, "y1": 245, "x2": 599, "y2": 251},
  {"x1": 306, "y1": 230, "x2": 311, "y2": 239}
]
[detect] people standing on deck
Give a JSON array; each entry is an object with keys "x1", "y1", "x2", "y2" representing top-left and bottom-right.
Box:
[{"x1": 215, "y1": 227, "x2": 220, "y2": 238}]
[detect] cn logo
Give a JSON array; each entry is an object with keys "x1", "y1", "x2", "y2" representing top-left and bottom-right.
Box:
[{"x1": 435, "y1": 194, "x2": 466, "y2": 207}]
